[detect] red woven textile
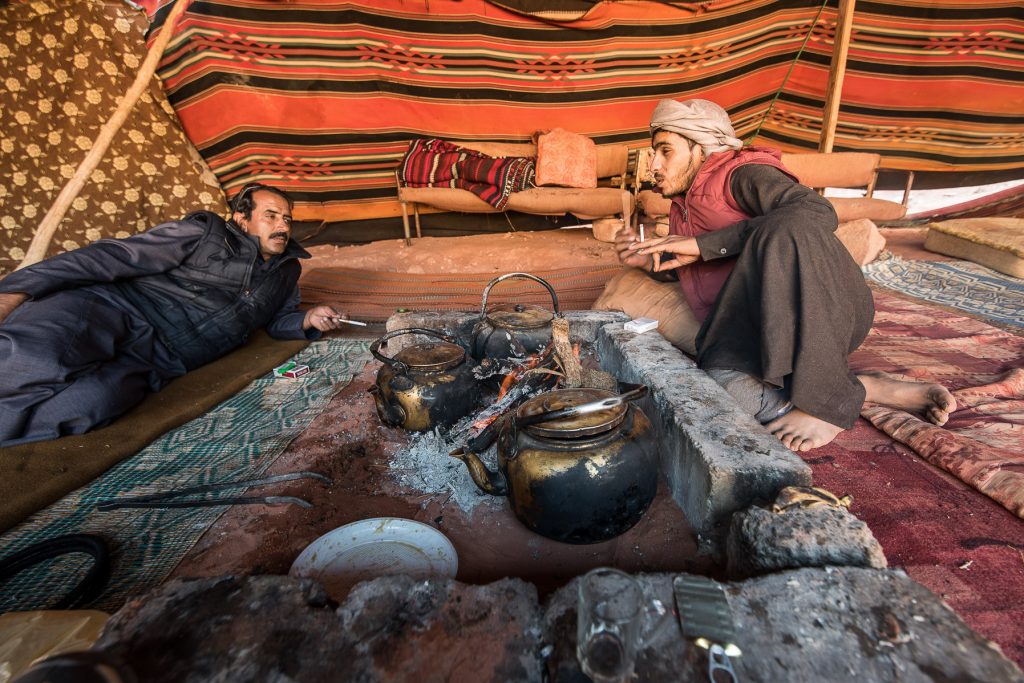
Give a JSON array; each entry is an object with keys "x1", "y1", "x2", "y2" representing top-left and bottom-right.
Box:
[
  {"x1": 136, "y1": 0, "x2": 1024, "y2": 215},
  {"x1": 810, "y1": 289, "x2": 1024, "y2": 667},
  {"x1": 399, "y1": 139, "x2": 535, "y2": 210}
]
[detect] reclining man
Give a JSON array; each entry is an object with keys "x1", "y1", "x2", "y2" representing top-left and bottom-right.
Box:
[
  {"x1": 616, "y1": 99, "x2": 955, "y2": 452},
  {"x1": 0, "y1": 183, "x2": 345, "y2": 447}
]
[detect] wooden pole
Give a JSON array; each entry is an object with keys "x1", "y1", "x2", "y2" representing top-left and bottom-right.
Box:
[
  {"x1": 17, "y1": 0, "x2": 191, "y2": 270},
  {"x1": 818, "y1": 0, "x2": 855, "y2": 154}
]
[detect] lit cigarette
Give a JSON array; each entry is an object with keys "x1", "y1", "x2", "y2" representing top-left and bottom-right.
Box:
[
  {"x1": 331, "y1": 317, "x2": 368, "y2": 327},
  {"x1": 639, "y1": 224, "x2": 645, "y2": 242}
]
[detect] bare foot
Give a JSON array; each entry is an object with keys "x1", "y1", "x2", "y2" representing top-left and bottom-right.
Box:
[
  {"x1": 766, "y1": 409, "x2": 844, "y2": 452},
  {"x1": 858, "y1": 372, "x2": 957, "y2": 426}
]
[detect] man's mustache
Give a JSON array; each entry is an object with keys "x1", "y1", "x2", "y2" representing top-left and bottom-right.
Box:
[{"x1": 269, "y1": 231, "x2": 289, "y2": 240}]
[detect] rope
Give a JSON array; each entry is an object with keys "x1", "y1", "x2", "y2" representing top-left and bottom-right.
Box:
[{"x1": 747, "y1": 0, "x2": 831, "y2": 144}]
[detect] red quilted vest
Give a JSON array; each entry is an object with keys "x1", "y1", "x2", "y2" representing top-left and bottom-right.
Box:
[{"x1": 669, "y1": 147, "x2": 794, "y2": 322}]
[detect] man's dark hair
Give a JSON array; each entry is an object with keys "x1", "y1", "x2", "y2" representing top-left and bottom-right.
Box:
[{"x1": 231, "y1": 183, "x2": 293, "y2": 220}]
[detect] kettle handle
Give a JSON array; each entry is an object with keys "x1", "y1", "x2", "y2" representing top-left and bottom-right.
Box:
[
  {"x1": 370, "y1": 328, "x2": 459, "y2": 374},
  {"x1": 479, "y1": 272, "x2": 561, "y2": 320}
]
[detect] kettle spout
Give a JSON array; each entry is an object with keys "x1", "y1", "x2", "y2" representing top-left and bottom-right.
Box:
[{"x1": 449, "y1": 448, "x2": 507, "y2": 496}]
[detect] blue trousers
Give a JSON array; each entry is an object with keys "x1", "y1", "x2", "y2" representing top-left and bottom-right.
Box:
[{"x1": 0, "y1": 290, "x2": 180, "y2": 447}]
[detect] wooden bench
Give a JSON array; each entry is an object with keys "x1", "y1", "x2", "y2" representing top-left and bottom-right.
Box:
[{"x1": 396, "y1": 141, "x2": 634, "y2": 246}]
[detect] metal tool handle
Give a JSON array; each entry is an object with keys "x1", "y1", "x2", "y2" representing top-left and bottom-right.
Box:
[
  {"x1": 478, "y1": 272, "x2": 561, "y2": 320},
  {"x1": 708, "y1": 644, "x2": 739, "y2": 683},
  {"x1": 370, "y1": 328, "x2": 459, "y2": 375},
  {"x1": 97, "y1": 495, "x2": 312, "y2": 511},
  {"x1": 514, "y1": 384, "x2": 647, "y2": 428},
  {"x1": 95, "y1": 471, "x2": 330, "y2": 511}
]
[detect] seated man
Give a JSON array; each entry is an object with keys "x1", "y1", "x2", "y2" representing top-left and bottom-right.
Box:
[
  {"x1": 0, "y1": 183, "x2": 345, "y2": 447},
  {"x1": 616, "y1": 99, "x2": 955, "y2": 452}
]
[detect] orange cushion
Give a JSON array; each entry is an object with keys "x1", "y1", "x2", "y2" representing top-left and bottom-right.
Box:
[
  {"x1": 780, "y1": 152, "x2": 880, "y2": 188},
  {"x1": 535, "y1": 129, "x2": 597, "y2": 189},
  {"x1": 829, "y1": 197, "x2": 906, "y2": 222},
  {"x1": 638, "y1": 190, "x2": 906, "y2": 223}
]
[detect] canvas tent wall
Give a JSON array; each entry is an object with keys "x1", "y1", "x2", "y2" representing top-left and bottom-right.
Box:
[
  {"x1": 138, "y1": 0, "x2": 1023, "y2": 222},
  {"x1": 1, "y1": 0, "x2": 1021, "y2": 270},
  {"x1": 0, "y1": 0, "x2": 227, "y2": 275}
]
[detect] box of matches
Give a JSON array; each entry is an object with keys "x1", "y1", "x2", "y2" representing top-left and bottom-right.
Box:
[
  {"x1": 273, "y1": 362, "x2": 310, "y2": 378},
  {"x1": 624, "y1": 317, "x2": 659, "y2": 334}
]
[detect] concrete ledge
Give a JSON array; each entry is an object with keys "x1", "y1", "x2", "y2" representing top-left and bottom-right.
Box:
[{"x1": 597, "y1": 323, "x2": 811, "y2": 550}]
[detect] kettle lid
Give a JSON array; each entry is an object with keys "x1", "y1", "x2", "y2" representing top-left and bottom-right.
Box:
[
  {"x1": 393, "y1": 341, "x2": 465, "y2": 372},
  {"x1": 486, "y1": 303, "x2": 554, "y2": 330},
  {"x1": 517, "y1": 388, "x2": 626, "y2": 438}
]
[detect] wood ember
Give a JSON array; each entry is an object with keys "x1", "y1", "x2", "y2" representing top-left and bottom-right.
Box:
[{"x1": 552, "y1": 317, "x2": 617, "y2": 391}]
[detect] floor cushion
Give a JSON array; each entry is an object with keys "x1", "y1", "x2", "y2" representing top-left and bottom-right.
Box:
[
  {"x1": 924, "y1": 218, "x2": 1024, "y2": 278},
  {"x1": 591, "y1": 268, "x2": 700, "y2": 355}
]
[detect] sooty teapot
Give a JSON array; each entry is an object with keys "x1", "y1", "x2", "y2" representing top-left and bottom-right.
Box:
[
  {"x1": 369, "y1": 328, "x2": 484, "y2": 432},
  {"x1": 452, "y1": 384, "x2": 658, "y2": 544},
  {"x1": 470, "y1": 272, "x2": 561, "y2": 361}
]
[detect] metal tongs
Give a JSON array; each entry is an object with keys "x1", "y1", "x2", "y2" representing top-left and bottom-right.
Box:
[
  {"x1": 514, "y1": 383, "x2": 648, "y2": 428},
  {"x1": 95, "y1": 471, "x2": 332, "y2": 511}
]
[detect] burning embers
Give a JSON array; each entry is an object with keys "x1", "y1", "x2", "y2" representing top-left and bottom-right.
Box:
[{"x1": 369, "y1": 273, "x2": 660, "y2": 545}]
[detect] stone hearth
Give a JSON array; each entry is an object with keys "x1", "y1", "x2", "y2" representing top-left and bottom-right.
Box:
[{"x1": 386, "y1": 311, "x2": 810, "y2": 552}]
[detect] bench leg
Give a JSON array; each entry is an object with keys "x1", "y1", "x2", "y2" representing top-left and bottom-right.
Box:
[
  {"x1": 400, "y1": 201, "x2": 412, "y2": 246},
  {"x1": 621, "y1": 191, "x2": 633, "y2": 233},
  {"x1": 413, "y1": 204, "x2": 422, "y2": 239}
]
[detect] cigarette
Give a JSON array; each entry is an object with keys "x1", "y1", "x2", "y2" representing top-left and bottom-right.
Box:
[
  {"x1": 332, "y1": 317, "x2": 367, "y2": 326},
  {"x1": 639, "y1": 224, "x2": 645, "y2": 242}
]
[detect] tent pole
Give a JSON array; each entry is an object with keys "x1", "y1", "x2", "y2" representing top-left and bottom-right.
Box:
[
  {"x1": 818, "y1": 0, "x2": 855, "y2": 154},
  {"x1": 17, "y1": 0, "x2": 191, "y2": 270}
]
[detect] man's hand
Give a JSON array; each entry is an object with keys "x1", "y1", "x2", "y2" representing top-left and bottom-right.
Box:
[
  {"x1": 613, "y1": 226, "x2": 654, "y2": 270},
  {"x1": 0, "y1": 292, "x2": 28, "y2": 324},
  {"x1": 303, "y1": 305, "x2": 347, "y2": 332},
  {"x1": 626, "y1": 235, "x2": 701, "y2": 272}
]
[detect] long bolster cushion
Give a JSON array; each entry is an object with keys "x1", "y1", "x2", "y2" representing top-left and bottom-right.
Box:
[
  {"x1": 399, "y1": 186, "x2": 632, "y2": 220},
  {"x1": 637, "y1": 190, "x2": 906, "y2": 224}
]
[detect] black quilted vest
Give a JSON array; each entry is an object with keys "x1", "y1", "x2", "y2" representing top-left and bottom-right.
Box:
[{"x1": 116, "y1": 211, "x2": 307, "y2": 370}]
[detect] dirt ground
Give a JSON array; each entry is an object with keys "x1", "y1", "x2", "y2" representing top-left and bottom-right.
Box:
[
  {"x1": 173, "y1": 357, "x2": 713, "y2": 597},
  {"x1": 303, "y1": 227, "x2": 621, "y2": 275},
  {"x1": 301, "y1": 225, "x2": 940, "y2": 275}
]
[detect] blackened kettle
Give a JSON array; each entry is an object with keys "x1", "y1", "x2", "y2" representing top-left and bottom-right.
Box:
[
  {"x1": 470, "y1": 272, "x2": 561, "y2": 361},
  {"x1": 369, "y1": 328, "x2": 483, "y2": 432},
  {"x1": 452, "y1": 384, "x2": 658, "y2": 543}
]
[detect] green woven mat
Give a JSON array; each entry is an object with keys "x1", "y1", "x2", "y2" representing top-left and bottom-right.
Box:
[{"x1": 0, "y1": 338, "x2": 370, "y2": 613}]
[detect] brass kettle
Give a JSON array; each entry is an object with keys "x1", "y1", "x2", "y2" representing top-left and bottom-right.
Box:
[
  {"x1": 369, "y1": 328, "x2": 484, "y2": 432},
  {"x1": 470, "y1": 272, "x2": 561, "y2": 360},
  {"x1": 453, "y1": 385, "x2": 658, "y2": 544}
]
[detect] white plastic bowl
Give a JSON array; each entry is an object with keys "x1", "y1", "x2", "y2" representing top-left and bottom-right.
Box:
[{"x1": 289, "y1": 518, "x2": 458, "y2": 600}]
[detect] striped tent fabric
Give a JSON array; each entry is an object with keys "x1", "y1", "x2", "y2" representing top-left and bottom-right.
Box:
[{"x1": 139, "y1": 0, "x2": 1024, "y2": 219}]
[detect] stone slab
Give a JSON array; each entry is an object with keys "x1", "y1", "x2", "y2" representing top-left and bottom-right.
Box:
[
  {"x1": 94, "y1": 575, "x2": 544, "y2": 683},
  {"x1": 544, "y1": 567, "x2": 1023, "y2": 683},
  {"x1": 597, "y1": 323, "x2": 812, "y2": 551},
  {"x1": 84, "y1": 571, "x2": 1022, "y2": 682}
]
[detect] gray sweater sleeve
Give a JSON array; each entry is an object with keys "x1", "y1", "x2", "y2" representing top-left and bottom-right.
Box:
[
  {"x1": 0, "y1": 220, "x2": 205, "y2": 299},
  {"x1": 695, "y1": 164, "x2": 838, "y2": 261}
]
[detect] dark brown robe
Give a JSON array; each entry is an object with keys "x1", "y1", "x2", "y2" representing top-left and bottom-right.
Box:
[{"x1": 693, "y1": 164, "x2": 875, "y2": 429}]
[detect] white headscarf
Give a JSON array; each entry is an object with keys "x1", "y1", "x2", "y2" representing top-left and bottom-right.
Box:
[{"x1": 649, "y1": 98, "x2": 742, "y2": 155}]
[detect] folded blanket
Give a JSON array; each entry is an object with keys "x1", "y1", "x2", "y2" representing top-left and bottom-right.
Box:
[
  {"x1": 861, "y1": 368, "x2": 1024, "y2": 518},
  {"x1": 399, "y1": 138, "x2": 535, "y2": 209}
]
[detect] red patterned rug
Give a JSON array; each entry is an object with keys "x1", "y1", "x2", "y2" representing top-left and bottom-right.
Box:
[{"x1": 810, "y1": 289, "x2": 1024, "y2": 667}]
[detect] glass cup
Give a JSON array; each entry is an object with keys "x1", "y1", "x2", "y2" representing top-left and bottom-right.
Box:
[{"x1": 576, "y1": 567, "x2": 644, "y2": 683}]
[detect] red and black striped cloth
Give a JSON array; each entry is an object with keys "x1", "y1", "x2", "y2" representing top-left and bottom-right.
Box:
[{"x1": 398, "y1": 139, "x2": 535, "y2": 210}]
